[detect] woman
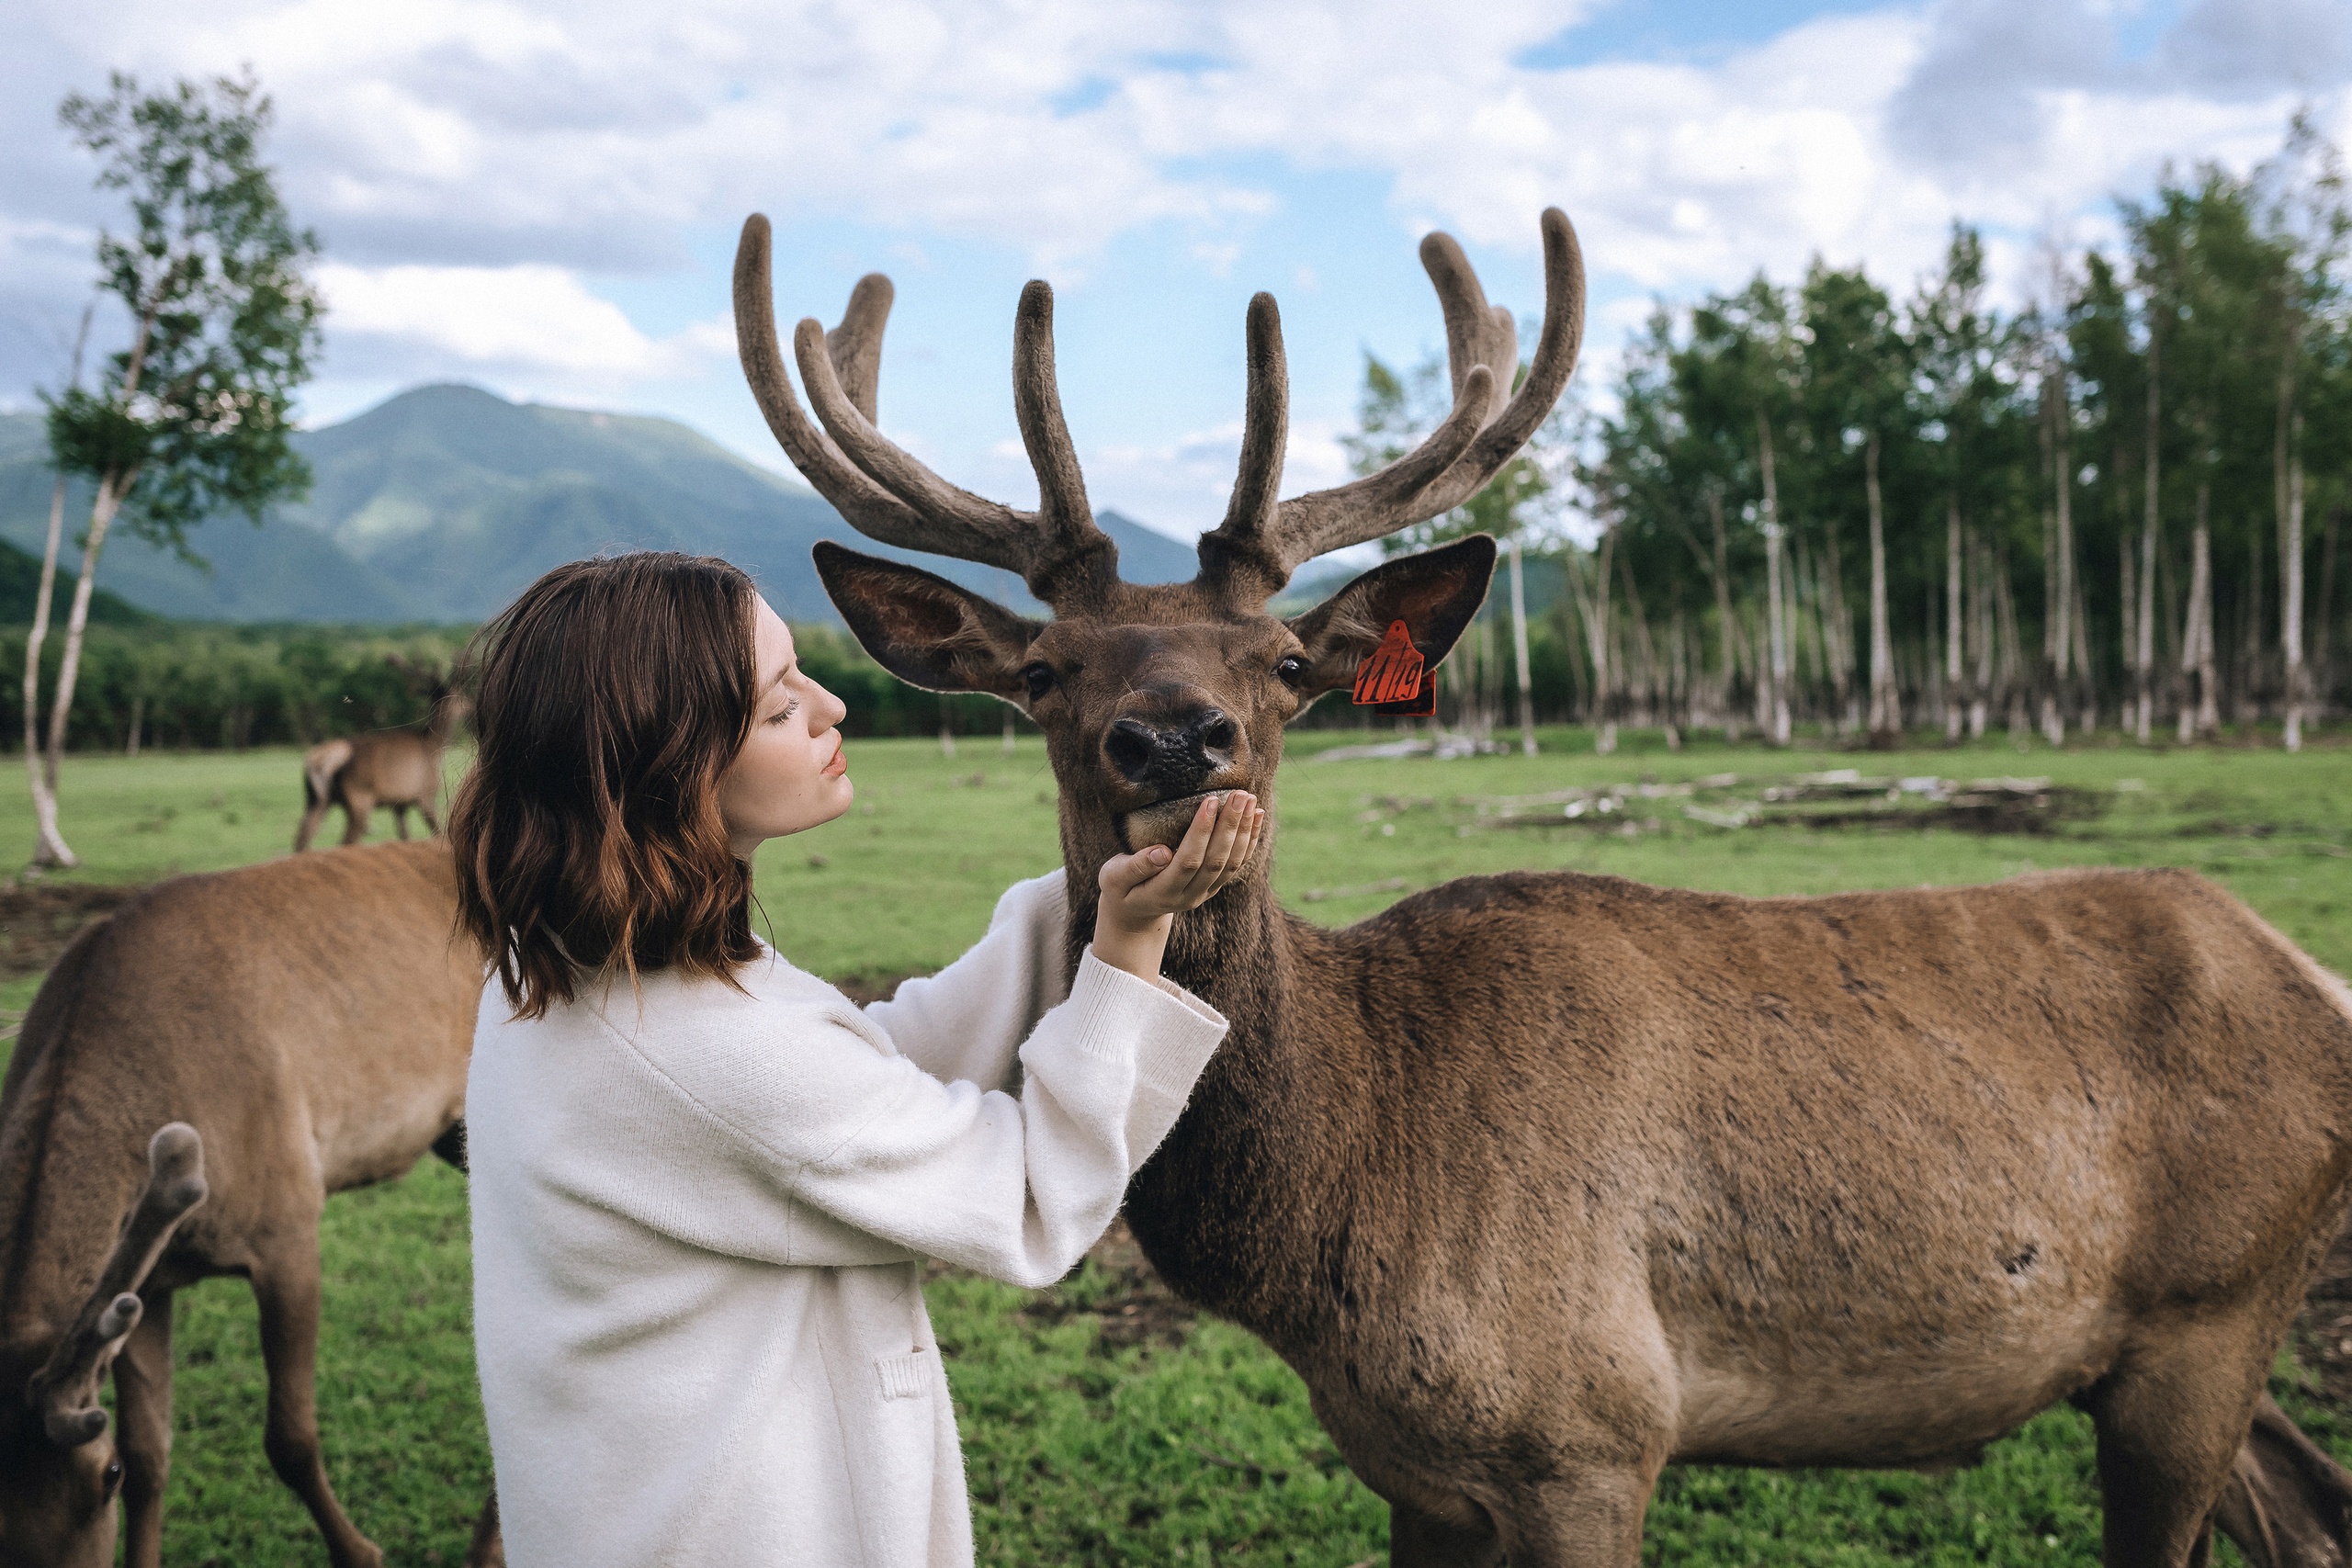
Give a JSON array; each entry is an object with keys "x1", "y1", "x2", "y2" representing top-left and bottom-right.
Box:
[{"x1": 451, "y1": 553, "x2": 1261, "y2": 1567}]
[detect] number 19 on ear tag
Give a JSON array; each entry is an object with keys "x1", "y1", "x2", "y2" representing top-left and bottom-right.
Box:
[{"x1": 1352, "y1": 620, "x2": 1435, "y2": 716}]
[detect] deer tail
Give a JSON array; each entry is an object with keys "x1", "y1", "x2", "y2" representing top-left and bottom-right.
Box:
[{"x1": 303, "y1": 739, "x2": 354, "y2": 807}]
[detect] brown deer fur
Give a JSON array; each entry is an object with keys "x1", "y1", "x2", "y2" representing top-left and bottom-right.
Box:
[
  {"x1": 296, "y1": 678, "x2": 467, "y2": 852},
  {"x1": 0, "y1": 842, "x2": 489, "y2": 1568},
  {"x1": 744, "y1": 208, "x2": 2352, "y2": 1566}
]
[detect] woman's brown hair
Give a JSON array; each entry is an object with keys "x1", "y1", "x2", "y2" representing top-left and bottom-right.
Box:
[{"x1": 450, "y1": 552, "x2": 763, "y2": 1018}]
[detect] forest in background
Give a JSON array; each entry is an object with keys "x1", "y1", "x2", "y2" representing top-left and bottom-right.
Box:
[{"x1": 1534, "y1": 116, "x2": 2352, "y2": 751}]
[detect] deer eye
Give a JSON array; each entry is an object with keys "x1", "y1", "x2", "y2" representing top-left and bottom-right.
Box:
[
  {"x1": 103, "y1": 1458, "x2": 123, "y2": 1496},
  {"x1": 1274, "y1": 655, "x2": 1308, "y2": 688},
  {"x1": 1022, "y1": 663, "x2": 1056, "y2": 702}
]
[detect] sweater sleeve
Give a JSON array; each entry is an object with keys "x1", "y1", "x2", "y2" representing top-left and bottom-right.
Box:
[
  {"x1": 794, "y1": 951, "x2": 1223, "y2": 1286},
  {"x1": 605, "y1": 950, "x2": 1224, "y2": 1285},
  {"x1": 860, "y1": 869, "x2": 1071, "y2": 1092}
]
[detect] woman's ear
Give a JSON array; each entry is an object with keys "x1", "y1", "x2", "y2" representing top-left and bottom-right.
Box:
[
  {"x1": 1283, "y1": 535, "x2": 1498, "y2": 702},
  {"x1": 813, "y1": 541, "x2": 1041, "y2": 701}
]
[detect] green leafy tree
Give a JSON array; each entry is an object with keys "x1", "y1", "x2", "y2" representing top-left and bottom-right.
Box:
[
  {"x1": 1795, "y1": 263, "x2": 1911, "y2": 739},
  {"x1": 31, "y1": 70, "x2": 322, "y2": 869}
]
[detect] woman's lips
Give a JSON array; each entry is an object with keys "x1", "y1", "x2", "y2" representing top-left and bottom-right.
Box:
[{"x1": 822, "y1": 744, "x2": 848, "y2": 778}]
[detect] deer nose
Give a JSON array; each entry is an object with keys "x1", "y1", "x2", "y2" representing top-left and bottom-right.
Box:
[{"x1": 1104, "y1": 709, "x2": 1236, "y2": 791}]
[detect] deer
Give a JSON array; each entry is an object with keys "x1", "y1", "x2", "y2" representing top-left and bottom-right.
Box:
[
  {"x1": 734, "y1": 206, "x2": 2352, "y2": 1568},
  {"x1": 297, "y1": 660, "x2": 469, "y2": 852},
  {"x1": 0, "y1": 840, "x2": 502, "y2": 1568}
]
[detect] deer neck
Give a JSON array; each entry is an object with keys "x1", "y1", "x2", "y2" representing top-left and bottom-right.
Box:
[
  {"x1": 1058, "y1": 818, "x2": 1356, "y2": 1345},
  {"x1": 0, "y1": 1051, "x2": 145, "y2": 1381}
]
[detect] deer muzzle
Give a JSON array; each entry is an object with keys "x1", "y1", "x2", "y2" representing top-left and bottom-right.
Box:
[
  {"x1": 1104, "y1": 708, "x2": 1236, "y2": 792},
  {"x1": 1107, "y1": 708, "x2": 1256, "y2": 852}
]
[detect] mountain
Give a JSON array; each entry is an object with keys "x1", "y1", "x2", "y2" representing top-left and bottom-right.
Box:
[
  {"x1": 0, "y1": 531, "x2": 150, "y2": 626},
  {"x1": 0, "y1": 385, "x2": 1205, "y2": 625}
]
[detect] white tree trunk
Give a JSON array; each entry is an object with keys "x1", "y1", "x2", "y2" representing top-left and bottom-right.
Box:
[
  {"x1": 24, "y1": 472, "x2": 75, "y2": 871},
  {"x1": 1580, "y1": 529, "x2": 1617, "y2": 754},
  {"x1": 1508, "y1": 535, "x2": 1537, "y2": 756},
  {"x1": 1866, "y1": 432, "x2": 1897, "y2": 739},
  {"x1": 43, "y1": 470, "x2": 127, "y2": 814},
  {"x1": 1758, "y1": 413, "x2": 1791, "y2": 747},
  {"x1": 1945, "y1": 497, "x2": 1964, "y2": 742},
  {"x1": 2053, "y1": 385, "x2": 2075, "y2": 741},
  {"x1": 2181, "y1": 482, "x2": 2217, "y2": 742},
  {"x1": 2284, "y1": 433, "x2": 2307, "y2": 751},
  {"x1": 1708, "y1": 491, "x2": 1742, "y2": 742},
  {"x1": 2120, "y1": 535, "x2": 2137, "y2": 739},
  {"x1": 2138, "y1": 337, "x2": 2160, "y2": 742}
]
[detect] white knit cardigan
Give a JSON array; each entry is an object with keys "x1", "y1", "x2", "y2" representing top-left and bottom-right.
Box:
[{"x1": 466, "y1": 871, "x2": 1227, "y2": 1568}]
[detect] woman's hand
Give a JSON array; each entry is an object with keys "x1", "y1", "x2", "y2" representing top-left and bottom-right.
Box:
[{"x1": 1091, "y1": 791, "x2": 1264, "y2": 983}]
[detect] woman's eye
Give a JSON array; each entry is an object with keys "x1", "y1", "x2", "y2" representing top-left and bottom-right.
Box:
[
  {"x1": 1275, "y1": 655, "x2": 1308, "y2": 687},
  {"x1": 769, "y1": 699, "x2": 798, "y2": 726},
  {"x1": 1022, "y1": 663, "x2": 1055, "y2": 702}
]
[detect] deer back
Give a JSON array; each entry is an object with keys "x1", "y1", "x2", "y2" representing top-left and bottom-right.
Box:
[{"x1": 0, "y1": 842, "x2": 480, "y2": 1367}]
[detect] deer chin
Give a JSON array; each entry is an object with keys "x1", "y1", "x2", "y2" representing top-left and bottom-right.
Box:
[{"x1": 1118, "y1": 790, "x2": 1237, "y2": 854}]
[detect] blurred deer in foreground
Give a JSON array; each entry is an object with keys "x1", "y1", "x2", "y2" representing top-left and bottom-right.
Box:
[
  {"x1": 741, "y1": 205, "x2": 2352, "y2": 1568},
  {"x1": 297, "y1": 657, "x2": 469, "y2": 851},
  {"x1": 0, "y1": 842, "x2": 500, "y2": 1568}
]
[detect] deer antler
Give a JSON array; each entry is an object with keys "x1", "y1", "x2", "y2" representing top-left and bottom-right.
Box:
[
  {"x1": 734, "y1": 214, "x2": 1121, "y2": 612},
  {"x1": 1197, "y1": 207, "x2": 1586, "y2": 605},
  {"x1": 29, "y1": 1123, "x2": 208, "y2": 1447}
]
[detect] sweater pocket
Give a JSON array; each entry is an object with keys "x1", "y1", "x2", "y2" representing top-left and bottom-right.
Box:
[{"x1": 876, "y1": 1349, "x2": 931, "y2": 1402}]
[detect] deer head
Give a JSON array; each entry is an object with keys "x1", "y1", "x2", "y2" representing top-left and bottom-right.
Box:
[
  {"x1": 735, "y1": 209, "x2": 1583, "y2": 883},
  {"x1": 2, "y1": 1124, "x2": 207, "y2": 1568}
]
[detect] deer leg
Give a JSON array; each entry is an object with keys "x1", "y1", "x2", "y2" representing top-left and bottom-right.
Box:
[
  {"x1": 251, "y1": 1241, "x2": 384, "y2": 1568},
  {"x1": 339, "y1": 792, "x2": 373, "y2": 847},
  {"x1": 1389, "y1": 1495, "x2": 1503, "y2": 1566},
  {"x1": 417, "y1": 797, "x2": 443, "y2": 836},
  {"x1": 295, "y1": 802, "x2": 328, "y2": 852},
  {"x1": 391, "y1": 803, "x2": 412, "y2": 840},
  {"x1": 2212, "y1": 1393, "x2": 2352, "y2": 1568},
  {"x1": 1485, "y1": 1463, "x2": 1656, "y2": 1568},
  {"x1": 2083, "y1": 1320, "x2": 2283, "y2": 1568},
  {"x1": 112, "y1": 1286, "x2": 176, "y2": 1568}
]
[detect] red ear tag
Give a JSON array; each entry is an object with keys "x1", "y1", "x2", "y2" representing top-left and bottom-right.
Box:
[{"x1": 1353, "y1": 620, "x2": 1433, "y2": 715}]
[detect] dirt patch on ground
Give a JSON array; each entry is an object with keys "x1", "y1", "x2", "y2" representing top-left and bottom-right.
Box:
[{"x1": 0, "y1": 879, "x2": 143, "y2": 986}]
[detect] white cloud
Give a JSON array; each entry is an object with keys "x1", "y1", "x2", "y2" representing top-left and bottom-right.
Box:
[
  {"x1": 315, "y1": 261, "x2": 733, "y2": 383},
  {"x1": 11, "y1": 0, "x2": 2352, "y2": 514},
  {"x1": 20, "y1": 0, "x2": 2350, "y2": 295}
]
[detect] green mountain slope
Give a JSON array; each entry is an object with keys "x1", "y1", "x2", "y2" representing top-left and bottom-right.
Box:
[{"x1": 0, "y1": 386, "x2": 1205, "y2": 625}]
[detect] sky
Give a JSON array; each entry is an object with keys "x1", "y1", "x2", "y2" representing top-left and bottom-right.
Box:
[{"x1": 5, "y1": 0, "x2": 2350, "y2": 546}]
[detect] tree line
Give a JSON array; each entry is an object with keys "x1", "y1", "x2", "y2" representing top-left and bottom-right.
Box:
[
  {"x1": 0, "y1": 619, "x2": 1025, "y2": 756},
  {"x1": 1551, "y1": 116, "x2": 2350, "y2": 753}
]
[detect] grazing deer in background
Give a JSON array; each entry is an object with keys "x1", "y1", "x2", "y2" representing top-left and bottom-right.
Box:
[
  {"x1": 0, "y1": 842, "x2": 500, "y2": 1568},
  {"x1": 296, "y1": 659, "x2": 469, "y2": 852},
  {"x1": 738, "y1": 208, "x2": 2352, "y2": 1568}
]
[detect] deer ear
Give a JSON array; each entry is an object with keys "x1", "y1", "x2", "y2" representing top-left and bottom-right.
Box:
[
  {"x1": 1285, "y1": 535, "x2": 1498, "y2": 705},
  {"x1": 813, "y1": 541, "x2": 1042, "y2": 703}
]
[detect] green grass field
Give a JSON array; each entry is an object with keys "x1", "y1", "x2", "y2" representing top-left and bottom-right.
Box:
[{"x1": 2, "y1": 725, "x2": 2348, "y2": 1565}]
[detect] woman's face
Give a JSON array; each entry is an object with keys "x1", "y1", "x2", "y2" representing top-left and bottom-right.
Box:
[{"x1": 717, "y1": 596, "x2": 854, "y2": 859}]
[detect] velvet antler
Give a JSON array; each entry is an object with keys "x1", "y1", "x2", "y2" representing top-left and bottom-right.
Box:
[
  {"x1": 1196, "y1": 207, "x2": 1586, "y2": 606},
  {"x1": 30, "y1": 1123, "x2": 209, "y2": 1447},
  {"x1": 733, "y1": 214, "x2": 1120, "y2": 613}
]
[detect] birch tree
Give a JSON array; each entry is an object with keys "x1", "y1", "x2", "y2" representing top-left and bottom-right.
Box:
[{"x1": 35, "y1": 70, "x2": 322, "y2": 870}]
